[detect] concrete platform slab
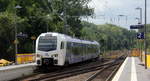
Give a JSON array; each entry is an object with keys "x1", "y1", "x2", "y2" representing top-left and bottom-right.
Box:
[
  {"x1": 0, "y1": 63, "x2": 36, "y2": 71},
  {"x1": 0, "y1": 63, "x2": 36, "y2": 81},
  {"x1": 112, "y1": 57, "x2": 150, "y2": 81}
]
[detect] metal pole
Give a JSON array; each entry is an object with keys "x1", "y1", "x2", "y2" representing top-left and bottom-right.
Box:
[
  {"x1": 126, "y1": 16, "x2": 128, "y2": 24},
  {"x1": 15, "y1": 14, "x2": 18, "y2": 64},
  {"x1": 33, "y1": 40, "x2": 34, "y2": 53},
  {"x1": 140, "y1": 8, "x2": 143, "y2": 61},
  {"x1": 63, "y1": 0, "x2": 67, "y2": 34},
  {"x1": 136, "y1": 7, "x2": 143, "y2": 61},
  {"x1": 140, "y1": 8, "x2": 142, "y2": 24},
  {"x1": 144, "y1": 0, "x2": 147, "y2": 69},
  {"x1": 14, "y1": 5, "x2": 21, "y2": 64},
  {"x1": 118, "y1": 16, "x2": 120, "y2": 25},
  {"x1": 47, "y1": 21, "x2": 48, "y2": 32},
  {"x1": 140, "y1": 40, "x2": 143, "y2": 61}
]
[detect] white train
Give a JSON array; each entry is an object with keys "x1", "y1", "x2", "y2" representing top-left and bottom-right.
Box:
[{"x1": 36, "y1": 32, "x2": 100, "y2": 66}]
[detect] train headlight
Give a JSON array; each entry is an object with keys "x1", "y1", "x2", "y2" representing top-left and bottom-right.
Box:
[
  {"x1": 54, "y1": 54, "x2": 58, "y2": 57},
  {"x1": 52, "y1": 54, "x2": 58, "y2": 57}
]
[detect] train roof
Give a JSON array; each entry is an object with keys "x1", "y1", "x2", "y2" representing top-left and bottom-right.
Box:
[{"x1": 39, "y1": 32, "x2": 100, "y2": 45}]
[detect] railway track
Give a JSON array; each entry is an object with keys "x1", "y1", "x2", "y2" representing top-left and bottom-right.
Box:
[
  {"x1": 21, "y1": 59, "x2": 110, "y2": 81},
  {"x1": 21, "y1": 54, "x2": 126, "y2": 81},
  {"x1": 85, "y1": 58, "x2": 124, "y2": 81}
]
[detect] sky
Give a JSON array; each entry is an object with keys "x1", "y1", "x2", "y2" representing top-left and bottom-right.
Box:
[{"x1": 83, "y1": 0, "x2": 150, "y2": 29}]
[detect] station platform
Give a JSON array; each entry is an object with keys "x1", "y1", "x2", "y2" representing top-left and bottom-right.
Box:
[
  {"x1": 0, "y1": 63, "x2": 36, "y2": 71},
  {"x1": 112, "y1": 57, "x2": 150, "y2": 81},
  {"x1": 0, "y1": 63, "x2": 36, "y2": 81}
]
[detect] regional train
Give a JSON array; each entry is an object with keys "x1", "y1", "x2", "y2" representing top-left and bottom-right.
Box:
[{"x1": 36, "y1": 32, "x2": 100, "y2": 66}]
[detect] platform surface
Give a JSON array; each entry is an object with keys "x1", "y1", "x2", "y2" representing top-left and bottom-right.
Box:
[
  {"x1": 0, "y1": 63, "x2": 36, "y2": 71},
  {"x1": 112, "y1": 57, "x2": 150, "y2": 81}
]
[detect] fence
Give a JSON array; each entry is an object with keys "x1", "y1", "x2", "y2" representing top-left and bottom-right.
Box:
[
  {"x1": 16, "y1": 53, "x2": 36, "y2": 64},
  {"x1": 130, "y1": 48, "x2": 141, "y2": 57}
]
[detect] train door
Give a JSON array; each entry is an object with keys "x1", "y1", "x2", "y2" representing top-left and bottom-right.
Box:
[
  {"x1": 60, "y1": 41, "x2": 66, "y2": 65},
  {"x1": 66, "y1": 42, "x2": 72, "y2": 64}
]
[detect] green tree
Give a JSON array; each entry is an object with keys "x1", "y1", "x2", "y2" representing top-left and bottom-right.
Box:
[
  {"x1": 81, "y1": 21, "x2": 137, "y2": 52},
  {"x1": 0, "y1": 12, "x2": 23, "y2": 60},
  {"x1": 0, "y1": 0, "x2": 94, "y2": 61}
]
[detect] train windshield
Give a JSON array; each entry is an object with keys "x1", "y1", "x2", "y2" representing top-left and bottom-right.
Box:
[{"x1": 38, "y1": 36, "x2": 57, "y2": 51}]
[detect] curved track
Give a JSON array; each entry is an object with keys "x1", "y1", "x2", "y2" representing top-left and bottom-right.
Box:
[
  {"x1": 20, "y1": 50, "x2": 128, "y2": 81},
  {"x1": 21, "y1": 54, "x2": 126, "y2": 81}
]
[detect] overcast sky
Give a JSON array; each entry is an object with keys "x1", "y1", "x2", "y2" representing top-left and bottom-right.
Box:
[{"x1": 83, "y1": 0, "x2": 150, "y2": 29}]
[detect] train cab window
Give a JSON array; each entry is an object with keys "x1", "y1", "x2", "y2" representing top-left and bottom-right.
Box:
[{"x1": 61, "y1": 42, "x2": 64, "y2": 49}]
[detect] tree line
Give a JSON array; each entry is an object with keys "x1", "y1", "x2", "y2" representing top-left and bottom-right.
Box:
[
  {"x1": 0, "y1": 0, "x2": 93, "y2": 61},
  {"x1": 81, "y1": 21, "x2": 137, "y2": 53}
]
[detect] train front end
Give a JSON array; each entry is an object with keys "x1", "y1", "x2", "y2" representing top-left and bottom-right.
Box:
[{"x1": 36, "y1": 33, "x2": 64, "y2": 66}]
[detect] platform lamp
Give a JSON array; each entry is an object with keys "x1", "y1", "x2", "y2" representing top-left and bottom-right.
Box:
[
  {"x1": 135, "y1": 7, "x2": 142, "y2": 24},
  {"x1": 117, "y1": 14, "x2": 126, "y2": 26},
  {"x1": 14, "y1": 5, "x2": 22, "y2": 64},
  {"x1": 135, "y1": 17, "x2": 143, "y2": 63},
  {"x1": 31, "y1": 36, "x2": 36, "y2": 53},
  {"x1": 135, "y1": 7, "x2": 143, "y2": 62}
]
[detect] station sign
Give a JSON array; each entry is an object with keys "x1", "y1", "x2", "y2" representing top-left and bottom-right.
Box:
[
  {"x1": 137, "y1": 32, "x2": 144, "y2": 39},
  {"x1": 130, "y1": 24, "x2": 144, "y2": 29}
]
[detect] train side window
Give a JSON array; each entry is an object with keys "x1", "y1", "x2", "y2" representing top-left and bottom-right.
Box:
[{"x1": 61, "y1": 42, "x2": 64, "y2": 49}]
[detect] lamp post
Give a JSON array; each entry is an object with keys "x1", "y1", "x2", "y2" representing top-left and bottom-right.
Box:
[
  {"x1": 135, "y1": 7, "x2": 143, "y2": 62},
  {"x1": 135, "y1": 7, "x2": 142, "y2": 24},
  {"x1": 14, "y1": 5, "x2": 22, "y2": 63},
  {"x1": 118, "y1": 15, "x2": 128, "y2": 25},
  {"x1": 135, "y1": 17, "x2": 143, "y2": 61}
]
